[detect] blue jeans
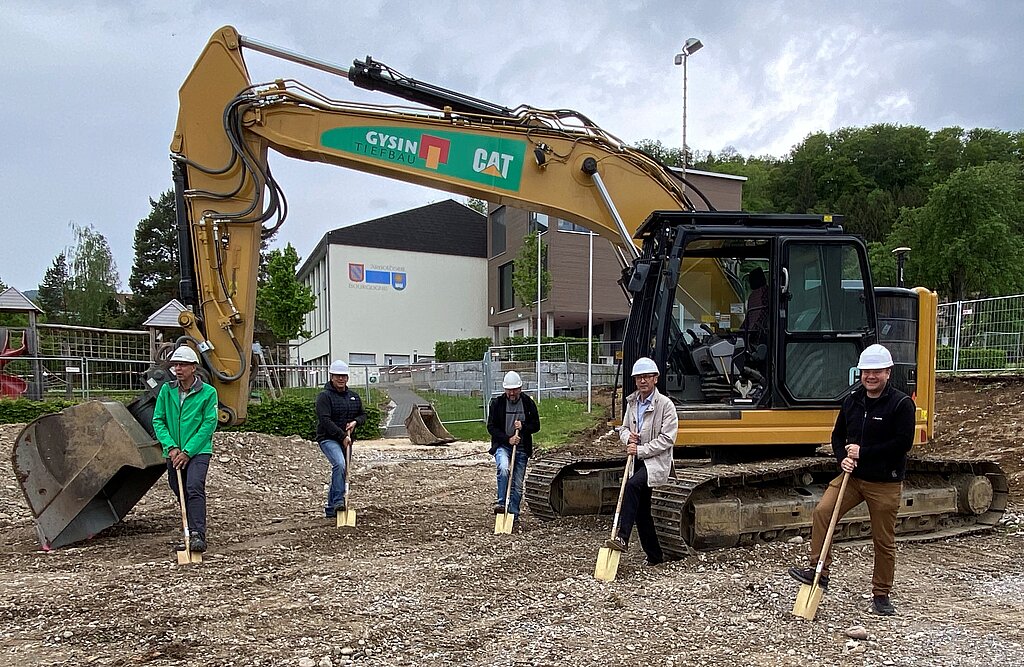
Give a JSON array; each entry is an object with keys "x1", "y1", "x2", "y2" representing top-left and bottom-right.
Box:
[
  {"x1": 494, "y1": 446, "x2": 529, "y2": 515},
  {"x1": 319, "y1": 439, "x2": 348, "y2": 516}
]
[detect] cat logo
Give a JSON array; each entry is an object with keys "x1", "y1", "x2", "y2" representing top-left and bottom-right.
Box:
[{"x1": 472, "y1": 149, "x2": 515, "y2": 179}]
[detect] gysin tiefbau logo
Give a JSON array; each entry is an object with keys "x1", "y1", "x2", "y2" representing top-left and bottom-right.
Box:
[{"x1": 320, "y1": 126, "x2": 526, "y2": 191}]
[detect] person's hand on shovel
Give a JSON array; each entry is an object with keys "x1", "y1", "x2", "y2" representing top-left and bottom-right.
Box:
[
  {"x1": 510, "y1": 419, "x2": 522, "y2": 445},
  {"x1": 169, "y1": 447, "x2": 190, "y2": 470},
  {"x1": 625, "y1": 430, "x2": 639, "y2": 456}
]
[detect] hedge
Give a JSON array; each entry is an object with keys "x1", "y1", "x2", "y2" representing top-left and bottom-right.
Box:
[
  {"x1": 0, "y1": 395, "x2": 384, "y2": 441},
  {"x1": 223, "y1": 396, "x2": 383, "y2": 441},
  {"x1": 435, "y1": 337, "x2": 492, "y2": 362},
  {"x1": 503, "y1": 336, "x2": 601, "y2": 363},
  {"x1": 0, "y1": 398, "x2": 78, "y2": 424},
  {"x1": 937, "y1": 346, "x2": 1007, "y2": 370}
]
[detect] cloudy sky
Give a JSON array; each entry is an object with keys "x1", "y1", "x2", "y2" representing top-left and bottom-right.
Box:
[{"x1": 2, "y1": 1, "x2": 1021, "y2": 292}]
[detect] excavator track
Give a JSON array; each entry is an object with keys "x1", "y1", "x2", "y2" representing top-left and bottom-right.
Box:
[{"x1": 526, "y1": 453, "x2": 1009, "y2": 559}]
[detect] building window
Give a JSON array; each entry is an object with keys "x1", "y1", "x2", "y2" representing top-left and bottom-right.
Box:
[
  {"x1": 557, "y1": 218, "x2": 590, "y2": 233},
  {"x1": 498, "y1": 261, "x2": 515, "y2": 312},
  {"x1": 530, "y1": 212, "x2": 549, "y2": 233},
  {"x1": 350, "y1": 353, "x2": 376, "y2": 366},
  {"x1": 490, "y1": 206, "x2": 507, "y2": 257}
]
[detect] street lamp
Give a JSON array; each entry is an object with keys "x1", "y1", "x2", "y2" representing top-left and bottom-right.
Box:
[{"x1": 674, "y1": 37, "x2": 703, "y2": 174}]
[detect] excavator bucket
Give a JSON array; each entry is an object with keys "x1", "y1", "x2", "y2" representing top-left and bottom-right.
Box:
[
  {"x1": 12, "y1": 400, "x2": 166, "y2": 550},
  {"x1": 403, "y1": 405, "x2": 457, "y2": 445}
]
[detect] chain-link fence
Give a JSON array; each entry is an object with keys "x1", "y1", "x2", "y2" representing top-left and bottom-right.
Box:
[
  {"x1": 937, "y1": 294, "x2": 1024, "y2": 373},
  {"x1": 0, "y1": 356, "x2": 152, "y2": 400}
]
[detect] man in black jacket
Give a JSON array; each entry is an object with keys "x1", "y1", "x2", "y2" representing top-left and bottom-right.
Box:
[
  {"x1": 486, "y1": 371, "x2": 540, "y2": 526},
  {"x1": 315, "y1": 360, "x2": 366, "y2": 518},
  {"x1": 789, "y1": 344, "x2": 915, "y2": 616}
]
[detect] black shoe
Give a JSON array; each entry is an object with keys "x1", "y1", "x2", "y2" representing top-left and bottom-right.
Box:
[
  {"x1": 494, "y1": 503, "x2": 505, "y2": 515},
  {"x1": 788, "y1": 566, "x2": 829, "y2": 590},
  {"x1": 604, "y1": 536, "x2": 627, "y2": 552},
  {"x1": 872, "y1": 595, "x2": 895, "y2": 615},
  {"x1": 175, "y1": 534, "x2": 207, "y2": 553},
  {"x1": 643, "y1": 557, "x2": 664, "y2": 567}
]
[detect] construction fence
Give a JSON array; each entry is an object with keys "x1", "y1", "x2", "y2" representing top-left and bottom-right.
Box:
[{"x1": 937, "y1": 293, "x2": 1024, "y2": 373}]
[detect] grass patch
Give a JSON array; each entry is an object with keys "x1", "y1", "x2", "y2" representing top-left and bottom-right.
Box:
[{"x1": 420, "y1": 391, "x2": 606, "y2": 447}]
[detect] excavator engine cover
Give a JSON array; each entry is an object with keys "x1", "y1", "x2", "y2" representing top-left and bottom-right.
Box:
[
  {"x1": 404, "y1": 405, "x2": 457, "y2": 445},
  {"x1": 12, "y1": 400, "x2": 166, "y2": 549}
]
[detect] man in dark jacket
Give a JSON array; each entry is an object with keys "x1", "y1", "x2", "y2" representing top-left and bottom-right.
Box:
[
  {"x1": 788, "y1": 344, "x2": 915, "y2": 615},
  {"x1": 315, "y1": 360, "x2": 367, "y2": 518},
  {"x1": 486, "y1": 371, "x2": 540, "y2": 525}
]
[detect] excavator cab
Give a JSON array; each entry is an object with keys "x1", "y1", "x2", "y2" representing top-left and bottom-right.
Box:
[{"x1": 622, "y1": 211, "x2": 877, "y2": 416}]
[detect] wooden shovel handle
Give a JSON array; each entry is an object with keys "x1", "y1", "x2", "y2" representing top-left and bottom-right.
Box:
[
  {"x1": 609, "y1": 454, "x2": 635, "y2": 539},
  {"x1": 814, "y1": 471, "x2": 850, "y2": 585},
  {"x1": 501, "y1": 429, "x2": 519, "y2": 511},
  {"x1": 175, "y1": 467, "x2": 190, "y2": 551}
]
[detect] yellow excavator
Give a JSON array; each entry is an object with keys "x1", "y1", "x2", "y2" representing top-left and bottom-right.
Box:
[{"x1": 12, "y1": 26, "x2": 1006, "y2": 554}]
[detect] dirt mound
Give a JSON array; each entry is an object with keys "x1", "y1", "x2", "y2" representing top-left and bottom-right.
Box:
[{"x1": 1, "y1": 379, "x2": 1021, "y2": 666}]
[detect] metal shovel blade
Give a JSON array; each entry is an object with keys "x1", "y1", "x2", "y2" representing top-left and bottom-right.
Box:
[
  {"x1": 494, "y1": 512, "x2": 516, "y2": 534},
  {"x1": 594, "y1": 547, "x2": 621, "y2": 582},
  {"x1": 336, "y1": 508, "x2": 357, "y2": 528},
  {"x1": 791, "y1": 583, "x2": 824, "y2": 620},
  {"x1": 176, "y1": 549, "x2": 202, "y2": 565}
]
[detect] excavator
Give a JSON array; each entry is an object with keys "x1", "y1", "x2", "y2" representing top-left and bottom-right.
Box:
[{"x1": 12, "y1": 26, "x2": 1006, "y2": 555}]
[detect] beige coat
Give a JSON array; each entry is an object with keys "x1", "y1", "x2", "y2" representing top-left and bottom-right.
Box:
[{"x1": 619, "y1": 387, "x2": 678, "y2": 486}]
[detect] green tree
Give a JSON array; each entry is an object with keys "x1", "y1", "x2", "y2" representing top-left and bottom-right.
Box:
[
  {"x1": 632, "y1": 139, "x2": 685, "y2": 168},
  {"x1": 511, "y1": 232, "x2": 550, "y2": 312},
  {"x1": 65, "y1": 222, "x2": 121, "y2": 327},
  {"x1": 36, "y1": 253, "x2": 71, "y2": 322},
  {"x1": 256, "y1": 244, "x2": 315, "y2": 340},
  {"x1": 466, "y1": 198, "x2": 488, "y2": 215},
  {"x1": 125, "y1": 190, "x2": 179, "y2": 327},
  {"x1": 886, "y1": 162, "x2": 1024, "y2": 300}
]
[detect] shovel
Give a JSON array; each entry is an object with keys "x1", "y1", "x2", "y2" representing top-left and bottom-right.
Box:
[
  {"x1": 494, "y1": 431, "x2": 519, "y2": 534},
  {"x1": 175, "y1": 467, "x2": 202, "y2": 565},
  {"x1": 594, "y1": 454, "x2": 634, "y2": 582},
  {"x1": 792, "y1": 470, "x2": 850, "y2": 620},
  {"x1": 336, "y1": 436, "x2": 357, "y2": 528}
]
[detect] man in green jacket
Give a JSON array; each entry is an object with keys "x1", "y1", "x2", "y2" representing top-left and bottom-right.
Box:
[{"x1": 153, "y1": 345, "x2": 219, "y2": 552}]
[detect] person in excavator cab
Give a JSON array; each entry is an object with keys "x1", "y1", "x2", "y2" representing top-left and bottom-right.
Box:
[
  {"x1": 604, "y1": 357, "x2": 679, "y2": 566},
  {"x1": 315, "y1": 360, "x2": 367, "y2": 519},
  {"x1": 486, "y1": 371, "x2": 540, "y2": 531},
  {"x1": 788, "y1": 343, "x2": 915, "y2": 616},
  {"x1": 153, "y1": 345, "x2": 219, "y2": 553}
]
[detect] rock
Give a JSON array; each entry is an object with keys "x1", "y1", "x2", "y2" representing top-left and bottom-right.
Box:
[
  {"x1": 787, "y1": 536, "x2": 804, "y2": 544},
  {"x1": 318, "y1": 658, "x2": 333, "y2": 667},
  {"x1": 846, "y1": 625, "x2": 869, "y2": 640},
  {"x1": 339, "y1": 648, "x2": 355, "y2": 656},
  {"x1": 298, "y1": 659, "x2": 315, "y2": 667}
]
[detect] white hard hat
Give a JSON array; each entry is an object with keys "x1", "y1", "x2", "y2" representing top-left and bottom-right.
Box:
[
  {"x1": 502, "y1": 371, "x2": 523, "y2": 389},
  {"x1": 169, "y1": 346, "x2": 199, "y2": 365},
  {"x1": 631, "y1": 357, "x2": 659, "y2": 376},
  {"x1": 329, "y1": 360, "x2": 350, "y2": 375},
  {"x1": 858, "y1": 344, "x2": 894, "y2": 370}
]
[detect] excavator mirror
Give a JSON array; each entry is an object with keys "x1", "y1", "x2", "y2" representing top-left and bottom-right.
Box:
[{"x1": 626, "y1": 263, "x2": 651, "y2": 293}]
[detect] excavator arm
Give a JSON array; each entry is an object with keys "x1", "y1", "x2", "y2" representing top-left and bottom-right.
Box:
[{"x1": 173, "y1": 26, "x2": 692, "y2": 423}]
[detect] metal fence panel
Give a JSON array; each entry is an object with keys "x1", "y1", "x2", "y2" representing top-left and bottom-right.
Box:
[{"x1": 937, "y1": 294, "x2": 1024, "y2": 373}]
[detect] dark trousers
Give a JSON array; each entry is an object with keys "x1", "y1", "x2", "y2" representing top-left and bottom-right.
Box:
[
  {"x1": 167, "y1": 453, "x2": 211, "y2": 537},
  {"x1": 616, "y1": 460, "x2": 664, "y2": 562}
]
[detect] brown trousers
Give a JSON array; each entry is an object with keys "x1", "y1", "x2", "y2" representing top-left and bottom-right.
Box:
[{"x1": 810, "y1": 474, "x2": 902, "y2": 596}]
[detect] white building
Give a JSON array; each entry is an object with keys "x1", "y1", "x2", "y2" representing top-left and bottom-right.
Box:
[{"x1": 294, "y1": 200, "x2": 489, "y2": 370}]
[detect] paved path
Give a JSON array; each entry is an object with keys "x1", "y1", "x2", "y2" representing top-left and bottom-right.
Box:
[{"x1": 382, "y1": 385, "x2": 432, "y2": 438}]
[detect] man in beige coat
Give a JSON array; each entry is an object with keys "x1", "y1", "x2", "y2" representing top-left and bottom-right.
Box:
[{"x1": 604, "y1": 357, "x2": 679, "y2": 565}]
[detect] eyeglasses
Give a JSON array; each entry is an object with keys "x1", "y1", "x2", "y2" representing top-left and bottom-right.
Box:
[{"x1": 634, "y1": 373, "x2": 657, "y2": 381}]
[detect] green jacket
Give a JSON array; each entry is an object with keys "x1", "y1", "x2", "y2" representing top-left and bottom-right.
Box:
[{"x1": 153, "y1": 377, "x2": 219, "y2": 458}]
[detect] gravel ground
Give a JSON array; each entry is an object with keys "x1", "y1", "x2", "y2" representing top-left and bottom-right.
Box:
[{"x1": 1, "y1": 378, "x2": 1022, "y2": 667}]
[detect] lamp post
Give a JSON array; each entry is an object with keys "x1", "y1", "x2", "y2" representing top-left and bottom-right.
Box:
[{"x1": 674, "y1": 37, "x2": 703, "y2": 174}]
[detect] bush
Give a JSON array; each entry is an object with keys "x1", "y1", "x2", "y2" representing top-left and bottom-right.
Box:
[
  {"x1": 0, "y1": 398, "x2": 77, "y2": 424},
  {"x1": 937, "y1": 346, "x2": 1007, "y2": 370},
  {"x1": 435, "y1": 337, "x2": 492, "y2": 362},
  {"x1": 502, "y1": 335, "x2": 600, "y2": 363},
  {"x1": 227, "y1": 396, "x2": 383, "y2": 440}
]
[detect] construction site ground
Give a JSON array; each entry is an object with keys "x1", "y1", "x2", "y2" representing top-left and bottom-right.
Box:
[{"x1": 1, "y1": 376, "x2": 1022, "y2": 667}]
